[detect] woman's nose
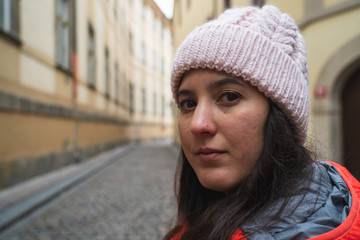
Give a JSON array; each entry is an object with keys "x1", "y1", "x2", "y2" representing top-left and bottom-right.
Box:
[{"x1": 190, "y1": 102, "x2": 216, "y2": 136}]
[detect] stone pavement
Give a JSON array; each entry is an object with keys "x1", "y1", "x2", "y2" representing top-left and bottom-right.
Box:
[{"x1": 0, "y1": 142, "x2": 179, "y2": 240}]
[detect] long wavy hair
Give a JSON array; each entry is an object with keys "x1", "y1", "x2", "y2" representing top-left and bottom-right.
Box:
[{"x1": 164, "y1": 102, "x2": 316, "y2": 240}]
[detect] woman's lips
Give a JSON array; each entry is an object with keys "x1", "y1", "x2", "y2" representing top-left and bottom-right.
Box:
[{"x1": 196, "y1": 148, "x2": 226, "y2": 162}]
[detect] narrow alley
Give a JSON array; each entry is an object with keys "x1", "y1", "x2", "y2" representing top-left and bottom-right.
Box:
[{"x1": 0, "y1": 143, "x2": 178, "y2": 240}]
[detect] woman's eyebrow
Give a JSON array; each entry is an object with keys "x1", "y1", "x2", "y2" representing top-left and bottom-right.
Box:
[
  {"x1": 177, "y1": 89, "x2": 193, "y2": 100},
  {"x1": 177, "y1": 77, "x2": 245, "y2": 101},
  {"x1": 212, "y1": 77, "x2": 246, "y2": 89}
]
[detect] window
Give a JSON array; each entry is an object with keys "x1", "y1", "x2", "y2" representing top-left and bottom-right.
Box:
[
  {"x1": 153, "y1": 93, "x2": 157, "y2": 115},
  {"x1": 141, "y1": 43, "x2": 146, "y2": 63},
  {"x1": 56, "y1": 0, "x2": 73, "y2": 71},
  {"x1": 161, "y1": 96, "x2": 165, "y2": 116},
  {"x1": 161, "y1": 26, "x2": 164, "y2": 40},
  {"x1": 115, "y1": 63, "x2": 119, "y2": 103},
  {"x1": 105, "y1": 48, "x2": 110, "y2": 98},
  {"x1": 252, "y1": 0, "x2": 265, "y2": 7},
  {"x1": 161, "y1": 58, "x2": 164, "y2": 75},
  {"x1": 114, "y1": 0, "x2": 117, "y2": 18},
  {"x1": 129, "y1": 31, "x2": 133, "y2": 53},
  {"x1": 123, "y1": 74, "x2": 127, "y2": 105},
  {"x1": 0, "y1": 0, "x2": 20, "y2": 40},
  {"x1": 153, "y1": 16, "x2": 157, "y2": 30},
  {"x1": 152, "y1": 51, "x2": 156, "y2": 69},
  {"x1": 129, "y1": 83, "x2": 134, "y2": 114},
  {"x1": 141, "y1": 1, "x2": 146, "y2": 19},
  {"x1": 142, "y1": 88, "x2": 146, "y2": 113},
  {"x1": 224, "y1": 0, "x2": 230, "y2": 9},
  {"x1": 177, "y1": 1, "x2": 182, "y2": 25},
  {"x1": 87, "y1": 24, "x2": 96, "y2": 88}
]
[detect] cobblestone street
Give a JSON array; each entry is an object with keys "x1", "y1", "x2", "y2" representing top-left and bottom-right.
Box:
[{"x1": 3, "y1": 143, "x2": 179, "y2": 240}]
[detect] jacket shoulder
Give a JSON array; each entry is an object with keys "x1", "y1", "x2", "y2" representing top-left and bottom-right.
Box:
[{"x1": 309, "y1": 161, "x2": 360, "y2": 240}]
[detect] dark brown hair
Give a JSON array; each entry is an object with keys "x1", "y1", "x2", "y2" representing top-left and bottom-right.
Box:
[{"x1": 164, "y1": 102, "x2": 316, "y2": 240}]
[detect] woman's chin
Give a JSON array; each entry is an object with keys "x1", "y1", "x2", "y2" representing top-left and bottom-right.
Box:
[{"x1": 199, "y1": 177, "x2": 233, "y2": 193}]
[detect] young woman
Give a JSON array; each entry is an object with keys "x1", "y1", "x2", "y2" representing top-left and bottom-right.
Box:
[{"x1": 164, "y1": 5, "x2": 360, "y2": 240}]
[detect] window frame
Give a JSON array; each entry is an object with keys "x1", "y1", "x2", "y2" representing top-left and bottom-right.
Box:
[
  {"x1": 0, "y1": 0, "x2": 21, "y2": 45},
  {"x1": 104, "y1": 48, "x2": 110, "y2": 98},
  {"x1": 142, "y1": 88, "x2": 146, "y2": 113},
  {"x1": 55, "y1": 0, "x2": 73, "y2": 73},
  {"x1": 87, "y1": 23, "x2": 96, "y2": 89},
  {"x1": 252, "y1": 0, "x2": 265, "y2": 7},
  {"x1": 115, "y1": 63, "x2": 120, "y2": 104}
]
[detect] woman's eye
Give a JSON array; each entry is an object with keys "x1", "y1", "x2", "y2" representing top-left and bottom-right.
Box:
[
  {"x1": 179, "y1": 99, "x2": 197, "y2": 111},
  {"x1": 218, "y1": 92, "x2": 242, "y2": 103}
]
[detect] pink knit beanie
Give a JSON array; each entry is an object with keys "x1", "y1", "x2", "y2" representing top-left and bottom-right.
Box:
[{"x1": 171, "y1": 5, "x2": 309, "y2": 143}]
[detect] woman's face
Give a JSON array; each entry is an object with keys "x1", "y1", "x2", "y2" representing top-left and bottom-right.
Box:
[{"x1": 177, "y1": 69, "x2": 269, "y2": 194}]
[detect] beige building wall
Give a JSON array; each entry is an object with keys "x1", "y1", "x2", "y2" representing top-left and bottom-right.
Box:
[
  {"x1": 173, "y1": 0, "x2": 225, "y2": 48},
  {"x1": 302, "y1": 1, "x2": 360, "y2": 164},
  {"x1": 172, "y1": 0, "x2": 360, "y2": 172},
  {"x1": 129, "y1": 0, "x2": 173, "y2": 136},
  {"x1": 0, "y1": 0, "x2": 173, "y2": 189}
]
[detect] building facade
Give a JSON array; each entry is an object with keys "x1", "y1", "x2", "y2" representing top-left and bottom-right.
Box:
[
  {"x1": 0, "y1": 0, "x2": 173, "y2": 189},
  {"x1": 172, "y1": 0, "x2": 360, "y2": 178}
]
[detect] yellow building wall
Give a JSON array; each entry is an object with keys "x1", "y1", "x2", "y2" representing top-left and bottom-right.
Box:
[
  {"x1": 232, "y1": 0, "x2": 252, "y2": 7},
  {"x1": 266, "y1": 0, "x2": 304, "y2": 21},
  {"x1": 0, "y1": 0, "x2": 173, "y2": 189},
  {"x1": 0, "y1": 112, "x2": 72, "y2": 160},
  {"x1": 302, "y1": 6, "x2": 360, "y2": 160},
  {"x1": 0, "y1": 39, "x2": 20, "y2": 85},
  {"x1": 78, "y1": 121, "x2": 128, "y2": 148},
  {"x1": 173, "y1": 0, "x2": 225, "y2": 48},
  {"x1": 304, "y1": 7, "x2": 360, "y2": 91},
  {"x1": 323, "y1": 0, "x2": 350, "y2": 7}
]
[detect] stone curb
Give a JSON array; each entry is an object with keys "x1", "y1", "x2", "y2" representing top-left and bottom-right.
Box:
[{"x1": 0, "y1": 143, "x2": 137, "y2": 235}]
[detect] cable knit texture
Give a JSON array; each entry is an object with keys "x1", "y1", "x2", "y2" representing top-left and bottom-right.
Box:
[{"x1": 171, "y1": 5, "x2": 309, "y2": 143}]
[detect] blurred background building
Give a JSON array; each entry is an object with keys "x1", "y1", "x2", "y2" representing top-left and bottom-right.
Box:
[
  {"x1": 172, "y1": 0, "x2": 360, "y2": 179},
  {"x1": 0, "y1": 0, "x2": 173, "y2": 189}
]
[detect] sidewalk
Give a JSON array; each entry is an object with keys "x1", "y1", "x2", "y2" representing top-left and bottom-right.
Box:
[{"x1": 0, "y1": 142, "x2": 138, "y2": 234}]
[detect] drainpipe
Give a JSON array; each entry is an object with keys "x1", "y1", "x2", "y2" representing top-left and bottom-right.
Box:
[{"x1": 71, "y1": 0, "x2": 80, "y2": 162}]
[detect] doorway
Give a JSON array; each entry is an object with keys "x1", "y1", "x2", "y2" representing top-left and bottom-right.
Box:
[{"x1": 342, "y1": 68, "x2": 360, "y2": 180}]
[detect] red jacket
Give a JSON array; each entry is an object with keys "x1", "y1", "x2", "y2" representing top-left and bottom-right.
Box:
[
  {"x1": 307, "y1": 162, "x2": 360, "y2": 240},
  {"x1": 172, "y1": 162, "x2": 360, "y2": 240}
]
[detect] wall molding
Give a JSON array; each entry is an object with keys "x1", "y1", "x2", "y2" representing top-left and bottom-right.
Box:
[
  {"x1": 0, "y1": 90, "x2": 129, "y2": 125},
  {"x1": 299, "y1": 0, "x2": 360, "y2": 29}
]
